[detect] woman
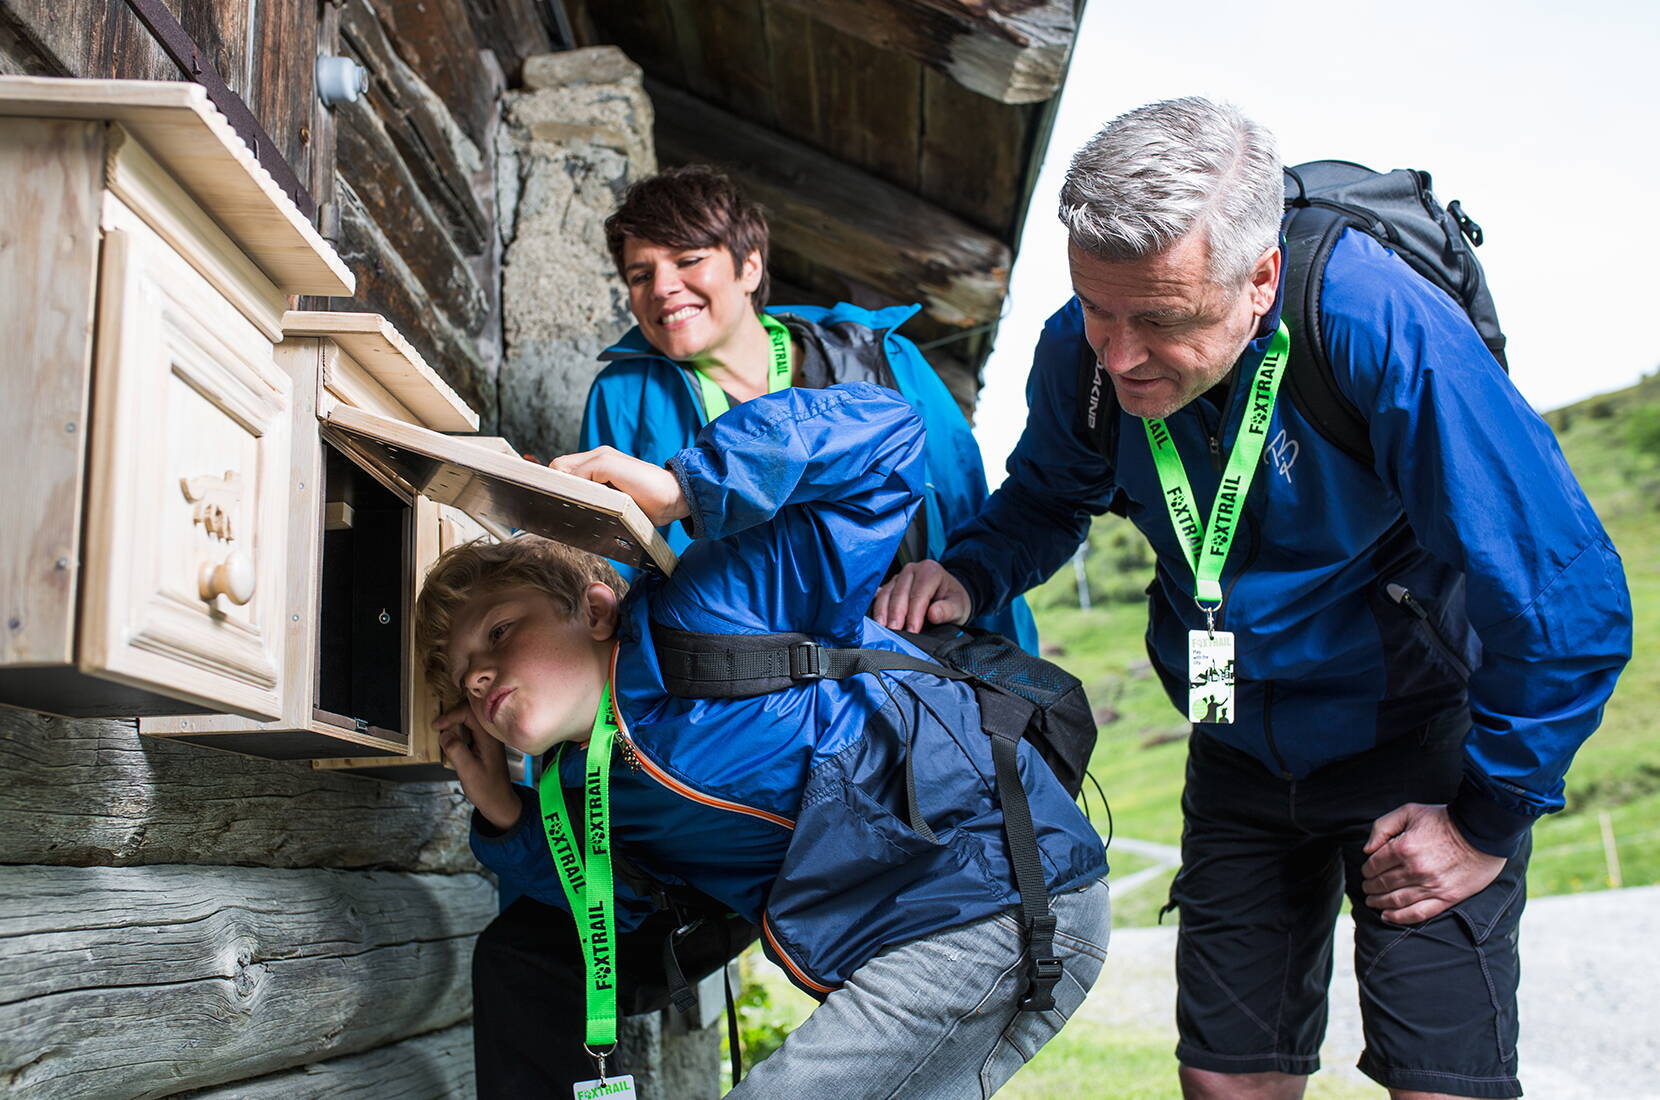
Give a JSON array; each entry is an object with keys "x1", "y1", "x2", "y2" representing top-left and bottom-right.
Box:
[{"x1": 581, "y1": 164, "x2": 1037, "y2": 651}]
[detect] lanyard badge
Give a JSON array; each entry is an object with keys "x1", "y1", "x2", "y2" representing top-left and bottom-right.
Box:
[
  {"x1": 538, "y1": 671, "x2": 634, "y2": 1094},
  {"x1": 1142, "y1": 324, "x2": 1290, "y2": 724},
  {"x1": 694, "y1": 312, "x2": 794, "y2": 421}
]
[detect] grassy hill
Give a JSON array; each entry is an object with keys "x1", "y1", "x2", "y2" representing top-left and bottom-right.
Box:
[{"x1": 1033, "y1": 370, "x2": 1660, "y2": 919}]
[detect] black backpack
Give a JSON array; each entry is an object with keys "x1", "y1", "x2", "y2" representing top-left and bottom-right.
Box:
[
  {"x1": 1082, "y1": 159, "x2": 1508, "y2": 471},
  {"x1": 649, "y1": 620, "x2": 1098, "y2": 1013}
]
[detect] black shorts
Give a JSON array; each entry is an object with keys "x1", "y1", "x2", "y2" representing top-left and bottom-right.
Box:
[{"x1": 1169, "y1": 717, "x2": 1528, "y2": 1099}]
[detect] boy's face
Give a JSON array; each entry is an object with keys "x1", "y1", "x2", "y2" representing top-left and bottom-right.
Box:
[{"x1": 443, "y1": 583, "x2": 618, "y2": 756}]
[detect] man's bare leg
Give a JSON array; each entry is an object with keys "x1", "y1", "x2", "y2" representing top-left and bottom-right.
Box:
[{"x1": 1179, "y1": 1066, "x2": 1305, "y2": 1100}]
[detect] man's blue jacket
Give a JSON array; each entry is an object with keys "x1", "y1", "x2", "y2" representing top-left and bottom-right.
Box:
[
  {"x1": 941, "y1": 230, "x2": 1632, "y2": 856},
  {"x1": 580, "y1": 301, "x2": 1039, "y2": 653},
  {"x1": 474, "y1": 384, "x2": 1107, "y2": 996}
]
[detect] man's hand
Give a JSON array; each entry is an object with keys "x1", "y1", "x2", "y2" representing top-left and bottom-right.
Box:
[
  {"x1": 871, "y1": 560, "x2": 973, "y2": 634},
  {"x1": 550, "y1": 446, "x2": 690, "y2": 527},
  {"x1": 435, "y1": 705, "x2": 522, "y2": 831},
  {"x1": 1361, "y1": 803, "x2": 1507, "y2": 924}
]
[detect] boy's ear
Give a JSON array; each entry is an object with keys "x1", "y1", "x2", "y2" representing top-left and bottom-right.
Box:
[{"x1": 581, "y1": 582, "x2": 621, "y2": 640}]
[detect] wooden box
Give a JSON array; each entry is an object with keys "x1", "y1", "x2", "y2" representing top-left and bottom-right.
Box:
[{"x1": 0, "y1": 78, "x2": 352, "y2": 722}]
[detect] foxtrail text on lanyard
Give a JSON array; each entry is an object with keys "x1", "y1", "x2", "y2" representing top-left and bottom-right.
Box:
[{"x1": 695, "y1": 312, "x2": 793, "y2": 421}]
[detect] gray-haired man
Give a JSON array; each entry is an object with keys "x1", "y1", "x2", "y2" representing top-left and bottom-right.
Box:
[{"x1": 875, "y1": 97, "x2": 1630, "y2": 1099}]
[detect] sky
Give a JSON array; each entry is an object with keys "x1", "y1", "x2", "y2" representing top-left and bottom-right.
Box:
[{"x1": 975, "y1": 0, "x2": 1660, "y2": 485}]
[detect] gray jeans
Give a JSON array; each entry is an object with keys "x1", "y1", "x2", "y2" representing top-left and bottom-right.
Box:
[{"x1": 732, "y1": 878, "x2": 1111, "y2": 1099}]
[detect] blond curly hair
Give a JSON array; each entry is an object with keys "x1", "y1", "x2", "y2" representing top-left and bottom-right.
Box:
[{"x1": 414, "y1": 535, "x2": 625, "y2": 711}]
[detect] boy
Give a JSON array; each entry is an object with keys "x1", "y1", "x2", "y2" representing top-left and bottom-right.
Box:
[{"x1": 418, "y1": 383, "x2": 1109, "y2": 1098}]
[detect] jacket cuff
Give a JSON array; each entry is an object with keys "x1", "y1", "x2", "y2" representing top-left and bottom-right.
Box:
[
  {"x1": 471, "y1": 784, "x2": 537, "y2": 843},
  {"x1": 666, "y1": 457, "x2": 706, "y2": 540},
  {"x1": 1448, "y1": 779, "x2": 1533, "y2": 858}
]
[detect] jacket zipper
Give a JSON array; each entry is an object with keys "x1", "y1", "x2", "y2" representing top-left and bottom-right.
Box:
[
  {"x1": 617, "y1": 727, "x2": 796, "y2": 830},
  {"x1": 761, "y1": 911, "x2": 836, "y2": 995},
  {"x1": 1384, "y1": 583, "x2": 1473, "y2": 679}
]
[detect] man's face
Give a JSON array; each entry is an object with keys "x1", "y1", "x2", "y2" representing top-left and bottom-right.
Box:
[
  {"x1": 1069, "y1": 233, "x2": 1280, "y2": 420},
  {"x1": 623, "y1": 237, "x2": 763, "y2": 363},
  {"x1": 444, "y1": 584, "x2": 617, "y2": 756}
]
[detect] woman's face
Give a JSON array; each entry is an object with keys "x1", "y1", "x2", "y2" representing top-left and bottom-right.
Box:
[{"x1": 621, "y1": 237, "x2": 763, "y2": 363}]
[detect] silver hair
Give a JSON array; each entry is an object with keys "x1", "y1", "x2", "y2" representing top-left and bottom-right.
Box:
[{"x1": 1058, "y1": 97, "x2": 1282, "y2": 286}]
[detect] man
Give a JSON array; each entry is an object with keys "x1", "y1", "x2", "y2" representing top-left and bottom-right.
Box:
[{"x1": 874, "y1": 97, "x2": 1631, "y2": 1100}]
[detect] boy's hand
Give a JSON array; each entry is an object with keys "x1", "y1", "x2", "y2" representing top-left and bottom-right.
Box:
[
  {"x1": 872, "y1": 560, "x2": 973, "y2": 634},
  {"x1": 436, "y1": 706, "x2": 522, "y2": 831},
  {"x1": 551, "y1": 446, "x2": 690, "y2": 527}
]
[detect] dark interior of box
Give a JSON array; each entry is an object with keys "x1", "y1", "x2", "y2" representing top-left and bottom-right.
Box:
[{"x1": 317, "y1": 442, "x2": 409, "y2": 735}]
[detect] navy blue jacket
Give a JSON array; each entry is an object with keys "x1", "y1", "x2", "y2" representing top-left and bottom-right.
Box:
[
  {"x1": 941, "y1": 230, "x2": 1632, "y2": 856},
  {"x1": 474, "y1": 384, "x2": 1107, "y2": 995}
]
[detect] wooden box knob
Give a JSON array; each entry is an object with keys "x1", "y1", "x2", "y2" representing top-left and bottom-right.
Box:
[{"x1": 199, "y1": 550, "x2": 257, "y2": 605}]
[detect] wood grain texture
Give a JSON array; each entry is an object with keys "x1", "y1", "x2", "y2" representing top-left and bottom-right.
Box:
[
  {"x1": 177, "y1": 1022, "x2": 475, "y2": 1099},
  {"x1": 651, "y1": 81, "x2": 1011, "y2": 329},
  {"x1": 366, "y1": 0, "x2": 494, "y2": 149},
  {"x1": 330, "y1": 176, "x2": 493, "y2": 419},
  {"x1": 0, "y1": 710, "x2": 476, "y2": 872},
  {"x1": 340, "y1": 0, "x2": 489, "y2": 255},
  {"x1": 0, "y1": 0, "x2": 176, "y2": 82},
  {"x1": 462, "y1": 0, "x2": 554, "y2": 82},
  {"x1": 769, "y1": 0, "x2": 1075, "y2": 104},
  {"x1": 0, "y1": 118, "x2": 102, "y2": 668},
  {"x1": 0, "y1": 76, "x2": 353, "y2": 293},
  {"x1": 0, "y1": 863, "x2": 493, "y2": 1099},
  {"x1": 245, "y1": 0, "x2": 319, "y2": 188},
  {"x1": 919, "y1": 64, "x2": 1039, "y2": 235},
  {"x1": 285, "y1": 310, "x2": 479, "y2": 431}
]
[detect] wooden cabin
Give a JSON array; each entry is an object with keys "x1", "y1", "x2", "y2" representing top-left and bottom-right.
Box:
[{"x1": 0, "y1": 2, "x2": 1081, "y2": 1096}]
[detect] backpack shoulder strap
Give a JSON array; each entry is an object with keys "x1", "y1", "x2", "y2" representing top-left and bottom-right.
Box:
[
  {"x1": 651, "y1": 621, "x2": 964, "y2": 698},
  {"x1": 1280, "y1": 201, "x2": 1376, "y2": 470}
]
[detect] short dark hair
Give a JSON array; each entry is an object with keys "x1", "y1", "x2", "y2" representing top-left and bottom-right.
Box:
[{"x1": 604, "y1": 165, "x2": 771, "y2": 312}]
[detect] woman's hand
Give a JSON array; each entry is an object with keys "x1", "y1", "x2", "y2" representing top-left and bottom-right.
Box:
[
  {"x1": 551, "y1": 445, "x2": 691, "y2": 527},
  {"x1": 435, "y1": 705, "x2": 521, "y2": 830}
]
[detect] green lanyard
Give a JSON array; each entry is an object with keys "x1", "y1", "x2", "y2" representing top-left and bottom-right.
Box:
[
  {"x1": 538, "y1": 677, "x2": 622, "y2": 1061},
  {"x1": 694, "y1": 313, "x2": 793, "y2": 420},
  {"x1": 1142, "y1": 323, "x2": 1290, "y2": 617}
]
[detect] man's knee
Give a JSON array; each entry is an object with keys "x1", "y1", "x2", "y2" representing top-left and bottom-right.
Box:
[{"x1": 1179, "y1": 1065, "x2": 1308, "y2": 1100}]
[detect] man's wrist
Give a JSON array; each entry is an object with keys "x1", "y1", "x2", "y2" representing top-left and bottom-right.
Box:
[{"x1": 1447, "y1": 779, "x2": 1533, "y2": 858}]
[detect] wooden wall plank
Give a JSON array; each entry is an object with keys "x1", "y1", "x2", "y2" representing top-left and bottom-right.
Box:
[
  {"x1": 652, "y1": 82, "x2": 1010, "y2": 330},
  {"x1": 179, "y1": 1022, "x2": 475, "y2": 1099},
  {"x1": 0, "y1": 0, "x2": 177, "y2": 81},
  {"x1": 797, "y1": 9, "x2": 922, "y2": 192},
  {"x1": 563, "y1": 0, "x2": 688, "y2": 87},
  {"x1": 245, "y1": 0, "x2": 318, "y2": 193},
  {"x1": 0, "y1": 864, "x2": 492, "y2": 1099},
  {"x1": 0, "y1": 710, "x2": 478, "y2": 873},
  {"x1": 366, "y1": 0, "x2": 495, "y2": 149},
  {"x1": 463, "y1": 0, "x2": 554, "y2": 82},
  {"x1": 919, "y1": 65, "x2": 1038, "y2": 235},
  {"x1": 663, "y1": 0, "x2": 775, "y2": 130}
]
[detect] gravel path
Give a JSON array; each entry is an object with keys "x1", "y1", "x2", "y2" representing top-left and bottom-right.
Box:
[{"x1": 1081, "y1": 883, "x2": 1660, "y2": 1098}]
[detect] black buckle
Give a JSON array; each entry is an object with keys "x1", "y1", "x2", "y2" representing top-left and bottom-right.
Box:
[
  {"x1": 789, "y1": 642, "x2": 825, "y2": 681},
  {"x1": 1020, "y1": 955, "x2": 1063, "y2": 1012}
]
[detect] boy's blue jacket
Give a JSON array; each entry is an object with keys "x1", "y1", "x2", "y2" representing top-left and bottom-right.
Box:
[
  {"x1": 580, "y1": 301, "x2": 1039, "y2": 653},
  {"x1": 942, "y1": 230, "x2": 1632, "y2": 857},
  {"x1": 474, "y1": 383, "x2": 1107, "y2": 996}
]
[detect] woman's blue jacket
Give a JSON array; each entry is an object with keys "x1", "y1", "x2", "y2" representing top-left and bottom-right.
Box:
[
  {"x1": 473, "y1": 384, "x2": 1106, "y2": 996},
  {"x1": 579, "y1": 301, "x2": 1038, "y2": 653}
]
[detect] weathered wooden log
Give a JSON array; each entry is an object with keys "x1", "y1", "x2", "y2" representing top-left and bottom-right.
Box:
[
  {"x1": 650, "y1": 81, "x2": 1011, "y2": 330},
  {"x1": 769, "y1": 0, "x2": 1076, "y2": 105},
  {"x1": 175, "y1": 1022, "x2": 474, "y2": 1099},
  {"x1": 0, "y1": 710, "x2": 477, "y2": 873},
  {"x1": 0, "y1": 864, "x2": 494, "y2": 1099}
]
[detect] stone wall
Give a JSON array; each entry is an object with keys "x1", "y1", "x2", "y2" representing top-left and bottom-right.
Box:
[{"x1": 496, "y1": 47, "x2": 657, "y2": 460}]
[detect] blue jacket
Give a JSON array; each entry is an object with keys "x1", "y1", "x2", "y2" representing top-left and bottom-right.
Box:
[
  {"x1": 941, "y1": 230, "x2": 1632, "y2": 856},
  {"x1": 474, "y1": 384, "x2": 1107, "y2": 996},
  {"x1": 580, "y1": 301, "x2": 1039, "y2": 653}
]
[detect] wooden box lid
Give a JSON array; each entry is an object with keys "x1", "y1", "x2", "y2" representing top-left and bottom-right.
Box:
[
  {"x1": 284, "y1": 310, "x2": 478, "y2": 432},
  {"x1": 0, "y1": 76, "x2": 353, "y2": 297}
]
